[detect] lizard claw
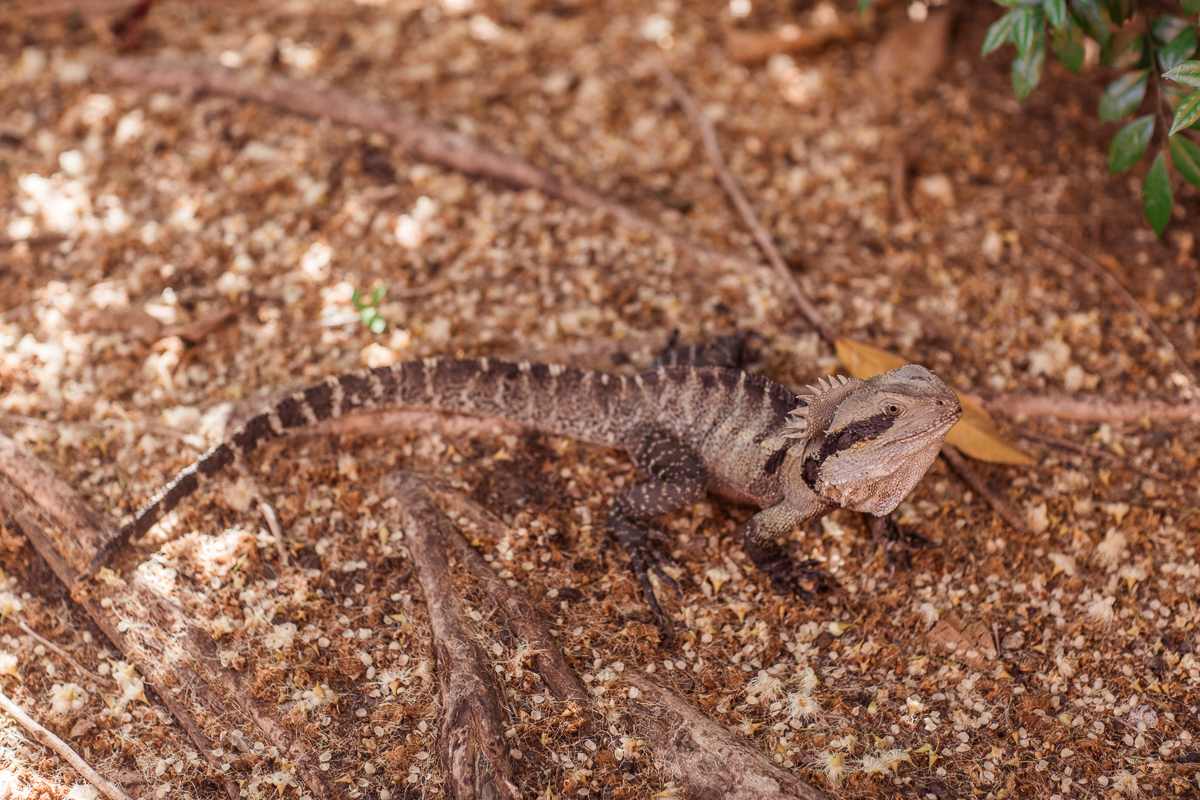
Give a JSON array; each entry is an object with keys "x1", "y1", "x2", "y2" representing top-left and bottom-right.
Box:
[
  {"x1": 604, "y1": 517, "x2": 683, "y2": 632},
  {"x1": 744, "y1": 540, "x2": 836, "y2": 601},
  {"x1": 868, "y1": 515, "x2": 938, "y2": 577}
]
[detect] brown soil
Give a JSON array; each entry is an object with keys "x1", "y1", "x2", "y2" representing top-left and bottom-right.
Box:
[{"x1": 1, "y1": 0, "x2": 1198, "y2": 798}]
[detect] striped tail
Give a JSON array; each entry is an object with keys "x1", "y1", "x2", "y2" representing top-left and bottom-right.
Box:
[{"x1": 87, "y1": 357, "x2": 646, "y2": 575}]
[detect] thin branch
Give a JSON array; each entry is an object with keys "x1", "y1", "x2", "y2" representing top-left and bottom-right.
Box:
[
  {"x1": 13, "y1": 619, "x2": 107, "y2": 684},
  {"x1": 0, "y1": 688, "x2": 132, "y2": 800},
  {"x1": 981, "y1": 391, "x2": 1200, "y2": 423},
  {"x1": 940, "y1": 445, "x2": 1031, "y2": 537},
  {"x1": 623, "y1": 672, "x2": 830, "y2": 800},
  {"x1": 1018, "y1": 429, "x2": 1171, "y2": 481},
  {"x1": 653, "y1": 62, "x2": 839, "y2": 343},
  {"x1": 258, "y1": 501, "x2": 288, "y2": 568},
  {"x1": 385, "y1": 472, "x2": 521, "y2": 800},
  {"x1": 1012, "y1": 217, "x2": 1197, "y2": 388}
]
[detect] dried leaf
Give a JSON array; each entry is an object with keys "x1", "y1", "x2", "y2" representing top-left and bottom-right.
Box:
[
  {"x1": 833, "y1": 337, "x2": 1036, "y2": 465},
  {"x1": 926, "y1": 613, "x2": 993, "y2": 671}
]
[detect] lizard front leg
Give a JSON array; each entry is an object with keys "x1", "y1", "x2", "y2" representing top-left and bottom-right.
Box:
[
  {"x1": 605, "y1": 430, "x2": 707, "y2": 627},
  {"x1": 741, "y1": 500, "x2": 836, "y2": 601}
]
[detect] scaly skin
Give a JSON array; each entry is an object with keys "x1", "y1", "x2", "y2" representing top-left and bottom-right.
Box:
[{"x1": 89, "y1": 339, "x2": 963, "y2": 627}]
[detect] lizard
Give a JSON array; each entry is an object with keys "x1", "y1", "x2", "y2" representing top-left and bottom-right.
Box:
[{"x1": 87, "y1": 336, "x2": 963, "y2": 624}]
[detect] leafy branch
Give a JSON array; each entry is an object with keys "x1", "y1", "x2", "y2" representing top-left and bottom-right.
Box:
[{"x1": 981, "y1": 0, "x2": 1200, "y2": 236}]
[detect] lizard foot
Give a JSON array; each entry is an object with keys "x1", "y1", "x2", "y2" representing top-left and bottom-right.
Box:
[
  {"x1": 604, "y1": 517, "x2": 682, "y2": 632},
  {"x1": 744, "y1": 540, "x2": 836, "y2": 601},
  {"x1": 868, "y1": 515, "x2": 938, "y2": 576}
]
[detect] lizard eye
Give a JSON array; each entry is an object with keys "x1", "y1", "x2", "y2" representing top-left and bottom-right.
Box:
[{"x1": 884, "y1": 403, "x2": 903, "y2": 416}]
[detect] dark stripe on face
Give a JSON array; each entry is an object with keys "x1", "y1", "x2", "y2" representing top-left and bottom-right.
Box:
[
  {"x1": 817, "y1": 412, "x2": 896, "y2": 461},
  {"x1": 763, "y1": 445, "x2": 789, "y2": 476},
  {"x1": 802, "y1": 456, "x2": 822, "y2": 490},
  {"x1": 232, "y1": 414, "x2": 274, "y2": 452}
]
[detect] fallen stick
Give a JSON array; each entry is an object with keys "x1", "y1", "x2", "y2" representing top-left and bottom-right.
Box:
[
  {"x1": 1013, "y1": 217, "x2": 1197, "y2": 389},
  {"x1": 387, "y1": 472, "x2": 521, "y2": 800},
  {"x1": 0, "y1": 688, "x2": 132, "y2": 800},
  {"x1": 0, "y1": 433, "x2": 331, "y2": 800},
  {"x1": 981, "y1": 392, "x2": 1200, "y2": 424},
  {"x1": 623, "y1": 671, "x2": 829, "y2": 800},
  {"x1": 415, "y1": 477, "x2": 597, "y2": 718},
  {"x1": 100, "y1": 56, "x2": 835, "y2": 342},
  {"x1": 1018, "y1": 429, "x2": 1171, "y2": 481},
  {"x1": 939, "y1": 445, "x2": 1031, "y2": 538},
  {"x1": 653, "y1": 62, "x2": 838, "y2": 343}
]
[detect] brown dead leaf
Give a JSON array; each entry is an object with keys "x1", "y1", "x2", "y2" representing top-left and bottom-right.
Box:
[
  {"x1": 725, "y1": 21, "x2": 859, "y2": 64},
  {"x1": 76, "y1": 307, "x2": 164, "y2": 340},
  {"x1": 870, "y1": 8, "x2": 955, "y2": 91},
  {"x1": 834, "y1": 336, "x2": 1036, "y2": 466},
  {"x1": 165, "y1": 305, "x2": 234, "y2": 344},
  {"x1": 69, "y1": 718, "x2": 96, "y2": 738},
  {"x1": 927, "y1": 612, "x2": 993, "y2": 672}
]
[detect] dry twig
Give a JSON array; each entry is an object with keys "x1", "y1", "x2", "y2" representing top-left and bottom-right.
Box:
[
  {"x1": 1013, "y1": 218, "x2": 1197, "y2": 388},
  {"x1": 0, "y1": 688, "x2": 132, "y2": 800},
  {"x1": 13, "y1": 618, "x2": 106, "y2": 684},
  {"x1": 1018, "y1": 429, "x2": 1171, "y2": 481},
  {"x1": 386, "y1": 472, "x2": 521, "y2": 800},
  {"x1": 0, "y1": 432, "x2": 329, "y2": 800},
  {"x1": 981, "y1": 391, "x2": 1200, "y2": 423},
  {"x1": 653, "y1": 62, "x2": 838, "y2": 343},
  {"x1": 623, "y1": 671, "x2": 829, "y2": 799},
  {"x1": 420, "y1": 479, "x2": 597, "y2": 717}
]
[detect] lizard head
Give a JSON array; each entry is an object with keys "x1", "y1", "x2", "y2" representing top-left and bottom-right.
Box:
[{"x1": 791, "y1": 365, "x2": 963, "y2": 516}]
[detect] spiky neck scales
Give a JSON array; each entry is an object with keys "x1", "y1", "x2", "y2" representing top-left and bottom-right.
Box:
[{"x1": 786, "y1": 365, "x2": 962, "y2": 516}]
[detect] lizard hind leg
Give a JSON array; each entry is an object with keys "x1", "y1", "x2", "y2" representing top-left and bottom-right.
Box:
[{"x1": 605, "y1": 430, "x2": 708, "y2": 629}]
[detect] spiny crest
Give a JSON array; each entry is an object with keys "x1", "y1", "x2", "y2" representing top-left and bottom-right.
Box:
[{"x1": 781, "y1": 374, "x2": 851, "y2": 440}]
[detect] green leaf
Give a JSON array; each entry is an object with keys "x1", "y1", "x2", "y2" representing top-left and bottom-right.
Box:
[
  {"x1": 1159, "y1": 28, "x2": 1198, "y2": 72},
  {"x1": 983, "y1": 9, "x2": 1020, "y2": 56},
  {"x1": 1169, "y1": 90, "x2": 1200, "y2": 135},
  {"x1": 1013, "y1": 8, "x2": 1044, "y2": 58},
  {"x1": 369, "y1": 317, "x2": 387, "y2": 334},
  {"x1": 1012, "y1": 31, "x2": 1046, "y2": 100},
  {"x1": 1143, "y1": 151, "x2": 1172, "y2": 238},
  {"x1": 1100, "y1": 32, "x2": 1145, "y2": 70},
  {"x1": 1098, "y1": 70, "x2": 1148, "y2": 121},
  {"x1": 371, "y1": 284, "x2": 387, "y2": 306},
  {"x1": 351, "y1": 288, "x2": 365, "y2": 311},
  {"x1": 1164, "y1": 85, "x2": 1190, "y2": 113},
  {"x1": 1182, "y1": 0, "x2": 1200, "y2": 14},
  {"x1": 1071, "y1": 0, "x2": 1110, "y2": 47},
  {"x1": 1017, "y1": 7, "x2": 1046, "y2": 57},
  {"x1": 1169, "y1": 134, "x2": 1200, "y2": 188},
  {"x1": 1163, "y1": 60, "x2": 1200, "y2": 88},
  {"x1": 1104, "y1": 0, "x2": 1132, "y2": 24},
  {"x1": 1043, "y1": 0, "x2": 1069, "y2": 28},
  {"x1": 1050, "y1": 16, "x2": 1085, "y2": 73},
  {"x1": 857, "y1": 0, "x2": 872, "y2": 11},
  {"x1": 1150, "y1": 16, "x2": 1190, "y2": 46},
  {"x1": 1108, "y1": 115, "x2": 1155, "y2": 172}
]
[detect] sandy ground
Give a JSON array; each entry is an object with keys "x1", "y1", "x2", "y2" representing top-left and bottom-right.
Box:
[{"x1": 1, "y1": 0, "x2": 1199, "y2": 798}]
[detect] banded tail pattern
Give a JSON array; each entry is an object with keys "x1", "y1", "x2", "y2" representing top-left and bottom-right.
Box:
[{"x1": 88, "y1": 357, "x2": 660, "y2": 574}]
